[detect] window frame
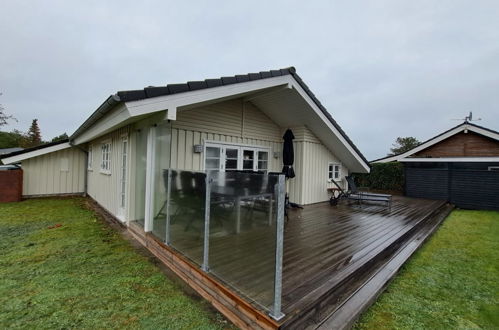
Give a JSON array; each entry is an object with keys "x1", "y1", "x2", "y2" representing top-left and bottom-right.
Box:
[
  {"x1": 328, "y1": 162, "x2": 341, "y2": 182},
  {"x1": 87, "y1": 145, "x2": 93, "y2": 171},
  {"x1": 100, "y1": 140, "x2": 112, "y2": 175},
  {"x1": 204, "y1": 141, "x2": 270, "y2": 172}
]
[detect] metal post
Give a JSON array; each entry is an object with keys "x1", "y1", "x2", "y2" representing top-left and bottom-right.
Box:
[
  {"x1": 202, "y1": 173, "x2": 212, "y2": 272},
  {"x1": 165, "y1": 168, "x2": 172, "y2": 245},
  {"x1": 270, "y1": 174, "x2": 285, "y2": 320},
  {"x1": 144, "y1": 126, "x2": 156, "y2": 232}
]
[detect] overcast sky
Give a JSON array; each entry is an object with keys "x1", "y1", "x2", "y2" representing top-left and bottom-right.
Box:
[{"x1": 1, "y1": 0, "x2": 498, "y2": 160}]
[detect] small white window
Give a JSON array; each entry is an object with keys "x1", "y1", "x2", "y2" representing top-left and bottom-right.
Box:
[
  {"x1": 328, "y1": 163, "x2": 341, "y2": 181},
  {"x1": 488, "y1": 166, "x2": 499, "y2": 171},
  {"x1": 88, "y1": 145, "x2": 93, "y2": 170},
  {"x1": 100, "y1": 142, "x2": 111, "y2": 174}
]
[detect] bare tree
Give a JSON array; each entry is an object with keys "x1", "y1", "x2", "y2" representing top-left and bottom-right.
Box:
[{"x1": 0, "y1": 92, "x2": 17, "y2": 127}]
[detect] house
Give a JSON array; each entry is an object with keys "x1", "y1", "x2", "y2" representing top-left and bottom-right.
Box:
[
  {"x1": 1, "y1": 67, "x2": 369, "y2": 209},
  {"x1": 374, "y1": 121, "x2": 499, "y2": 210}
]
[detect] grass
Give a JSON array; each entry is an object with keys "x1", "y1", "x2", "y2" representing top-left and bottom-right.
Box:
[
  {"x1": 0, "y1": 197, "x2": 233, "y2": 329},
  {"x1": 355, "y1": 209, "x2": 499, "y2": 329}
]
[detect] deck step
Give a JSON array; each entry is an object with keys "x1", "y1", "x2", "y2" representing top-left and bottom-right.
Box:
[
  {"x1": 281, "y1": 201, "x2": 453, "y2": 330},
  {"x1": 315, "y1": 203, "x2": 454, "y2": 330}
]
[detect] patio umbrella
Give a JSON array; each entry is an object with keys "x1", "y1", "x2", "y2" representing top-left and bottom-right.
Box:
[{"x1": 282, "y1": 129, "x2": 295, "y2": 178}]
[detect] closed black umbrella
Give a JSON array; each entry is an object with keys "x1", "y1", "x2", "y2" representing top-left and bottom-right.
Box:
[{"x1": 282, "y1": 129, "x2": 295, "y2": 178}]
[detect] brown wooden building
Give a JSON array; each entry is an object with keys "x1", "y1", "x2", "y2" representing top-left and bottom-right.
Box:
[{"x1": 374, "y1": 121, "x2": 499, "y2": 210}]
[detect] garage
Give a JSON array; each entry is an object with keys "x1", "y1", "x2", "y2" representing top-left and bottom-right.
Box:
[{"x1": 375, "y1": 121, "x2": 499, "y2": 211}]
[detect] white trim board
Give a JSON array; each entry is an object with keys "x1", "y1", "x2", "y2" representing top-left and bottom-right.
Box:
[
  {"x1": 374, "y1": 123, "x2": 499, "y2": 163},
  {"x1": 1, "y1": 142, "x2": 72, "y2": 164},
  {"x1": 400, "y1": 157, "x2": 499, "y2": 163}
]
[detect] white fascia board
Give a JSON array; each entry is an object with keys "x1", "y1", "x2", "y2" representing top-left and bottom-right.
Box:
[
  {"x1": 372, "y1": 155, "x2": 400, "y2": 163},
  {"x1": 124, "y1": 76, "x2": 292, "y2": 119},
  {"x1": 289, "y1": 80, "x2": 370, "y2": 173},
  {"x1": 2, "y1": 142, "x2": 72, "y2": 164},
  {"x1": 400, "y1": 157, "x2": 499, "y2": 162},
  {"x1": 73, "y1": 104, "x2": 131, "y2": 145},
  {"x1": 467, "y1": 125, "x2": 499, "y2": 140}
]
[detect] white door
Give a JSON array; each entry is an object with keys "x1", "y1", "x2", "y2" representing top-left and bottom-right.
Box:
[{"x1": 117, "y1": 137, "x2": 128, "y2": 221}]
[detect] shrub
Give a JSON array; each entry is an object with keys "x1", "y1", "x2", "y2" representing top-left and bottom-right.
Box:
[{"x1": 354, "y1": 162, "x2": 404, "y2": 192}]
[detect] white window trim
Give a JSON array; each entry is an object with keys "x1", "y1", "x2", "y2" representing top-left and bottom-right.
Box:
[
  {"x1": 204, "y1": 141, "x2": 271, "y2": 172},
  {"x1": 87, "y1": 145, "x2": 93, "y2": 171},
  {"x1": 328, "y1": 162, "x2": 341, "y2": 182},
  {"x1": 100, "y1": 140, "x2": 112, "y2": 175}
]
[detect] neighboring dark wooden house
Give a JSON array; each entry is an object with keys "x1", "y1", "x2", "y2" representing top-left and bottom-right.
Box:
[{"x1": 374, "y1": 121, "x2": 499, "y2": 211}]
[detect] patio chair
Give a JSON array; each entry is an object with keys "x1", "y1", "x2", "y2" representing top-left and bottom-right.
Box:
[{"x1": 329, "y1": 176, "x2": 392, "y2": 210}]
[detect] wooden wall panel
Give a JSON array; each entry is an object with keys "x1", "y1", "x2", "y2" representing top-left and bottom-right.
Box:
[
  {"x1": 414, "y1": 132, "x2": 499, "y2": 157},
  {"x1": 21, "y1": 147, "x2": 85, "y2": 196}
]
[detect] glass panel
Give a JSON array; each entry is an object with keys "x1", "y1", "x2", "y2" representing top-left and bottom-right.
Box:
[
  {"x1": 225, "y1": 148, "x2": 239, "y2": 171},
  {"x1": 225, "y1": 159, "x2": 238, "y2": 170},
  {"x1": 208, "y1": 171, "x2": 281, "y2": 313},
  {"x1": 258, "y1": 151, "x2": 268, "y2": 161},
  {"x1": 243, "y1": 150, "x2": 254, "y2": 170},
  {"x1": 152, "y1": 123, "x2": 172, "y2": 241},
  {"x1": 169, "y1": 170, "x2": 206, "y2": 265},
  {"x1": 206, "y1": 146, "x2": 220, "y2": 158},
  {"x1": 226, "y1": 148, "x2": 238, "y2": 158},
  {"x1": 205, "y1": 158, "x2": 220, "y2": 171},
  {"x1": 258, "y1": 161, "x2": 268, "y2": 170},
  {"x1": 131, "y1": 129, "x2": 148, "y2": 228}
]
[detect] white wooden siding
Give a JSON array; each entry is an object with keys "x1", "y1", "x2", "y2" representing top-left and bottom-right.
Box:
[
  {"x1": 22, "y1": 147, "x2": 85, "y2": 196},
  {"x1": 87, "y1": 126, "x2": 130, "y2": 218},
  {"x1": 289, "y1": 126, "x2": 349, "y2": 205}
]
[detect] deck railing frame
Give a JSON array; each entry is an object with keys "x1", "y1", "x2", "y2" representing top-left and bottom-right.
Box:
[{"x1": 270, "y1": 174, "x2": 286, "y2": 320}]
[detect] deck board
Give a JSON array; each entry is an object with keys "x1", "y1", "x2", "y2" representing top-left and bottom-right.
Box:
[{"x1": 152, "y1": 195, "x2": 446, "y2": 322}]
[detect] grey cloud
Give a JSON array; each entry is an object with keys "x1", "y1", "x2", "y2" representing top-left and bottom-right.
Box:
[{"x1": 1, "y1": 0, "x2": 497, "y2": 159}]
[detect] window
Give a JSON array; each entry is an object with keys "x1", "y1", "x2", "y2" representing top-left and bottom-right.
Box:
[
  {"x1": 87, "y1": 145, "x2": 93, "y2": 170},
  {"x1": 205, "y1": 146, "x2": 221, "y2": 171},
  {"x1": 328, "y1": 163, "x2": 341, "y2": 181},
  {"x1": 100, "y1": 142, "x2": 111, "y2": 174},
  {"x1": 257, "y1": 151, "x2": 268, "y2": 171},
  {"x1": 204, "y1": 143, "x2": 270, "y2": 172}
]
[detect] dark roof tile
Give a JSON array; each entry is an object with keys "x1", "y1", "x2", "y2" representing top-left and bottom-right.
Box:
[
  {"x1": 144, "y1": 86, "x2": 170, "y2": 98},
  {"x1": 205, "y1": 79, "x2": 223, "y2": 88},
  {"x1": 260, "y1": 71, "x2": 272, "y2": 78},
  {"x1": 248, "y1": 73, "x2": 262, "y2": 80},
  {"x1": 188, "y1": 81, "x2": 208, "y2": 91},
  {"x1": 167, "y1": 84, "x2": 190, "y2": 94},
  {"x1": 270, "y1": 70, "x2": 282, "y2": 77},
  {"x1": 235, "y1": 75, "x2": 250, "y2": 83},
  {"x1": 117, "y1": 90, "x2": 147, "y2": 102},
  {"x1": 221, "y1": 76, "x2": 237, "y2": 85}
]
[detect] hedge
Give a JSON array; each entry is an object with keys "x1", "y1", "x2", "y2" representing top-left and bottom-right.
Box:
[{"x1": 354, "y1": 162, "x2": 404, "y2": 192}]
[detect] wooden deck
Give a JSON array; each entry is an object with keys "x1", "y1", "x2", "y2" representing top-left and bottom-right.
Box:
[{"x1": 128, "y1": 195, "x2": 452, "y2": 329}]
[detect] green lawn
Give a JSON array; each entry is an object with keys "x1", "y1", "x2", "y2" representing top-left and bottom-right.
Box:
[
  {"x1": 355, "y1": 209, "x2": 499, "y2": 329},
  {"x1": 0, "y1": 198, "x2": 232, "y2": 329}
]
